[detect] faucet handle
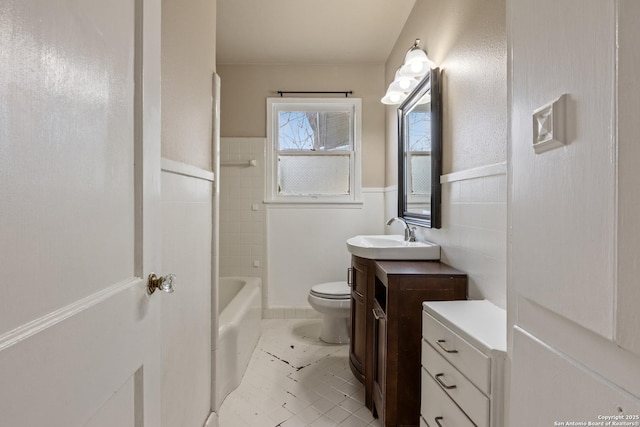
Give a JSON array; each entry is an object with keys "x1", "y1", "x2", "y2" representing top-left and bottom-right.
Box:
[{"x1": 407, "y1": 227, "x2": 417, "y2": 242}]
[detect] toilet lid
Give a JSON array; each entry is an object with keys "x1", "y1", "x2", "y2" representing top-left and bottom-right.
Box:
[{"x1": 310, "y1": 281, "x2": 350, "y2": 299}]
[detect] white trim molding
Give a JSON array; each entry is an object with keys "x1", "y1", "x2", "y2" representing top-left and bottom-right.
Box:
[
  {"x1": 362, "y1": 187, "x2": 385, "y2": 194},
  {"x1": 0, "y1": 278, "x2": 142, "y2": 352},
  {"x1": 383, "y1": 185, "x2": 398, "y2": 193},
  {"x1": 266, "y1": 98, "x2": 362, "y2": 205},
  {"x1": 440, "y1": 162, "x2": 507, "y2": 184},
  {"x1": 161, "y1": 158, "x2": 215, "y2": 182}
]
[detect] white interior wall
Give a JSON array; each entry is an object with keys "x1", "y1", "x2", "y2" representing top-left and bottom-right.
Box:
[
  {"x1": 160, "y1": 163, "x2": 213, "y2": 427},
  {"x1": 161, "y1": 0, "x2": 217, "y2": 171},
  {"x1": 160, "y1": 0, "x2": 217, "y2": 422},
  {"x1": 508, "y1": 0, "x2": 640, "y2": 423},
  {"x1": 414, "y1": 166, "x2": 507, "y2": 308},
  {"x1": 615, "y1": 0, "x2": 640, "y2": 355},
  {"x1": 266, "y1": 191, "x2": 386, "y2": 313},
  {"x1": 509, "y1": 0, "x2": 615, "y2": 340},
  {"x1": 218, "y1": 140, "x2": 386, "y2": 316},
  {"x1": 216, "y1": 64, "x2": 387, "y2": 189},
  {"x1": 218, "y1": 143, "x2": 385, "y2": 314},
  {"x1": 217, "y1": 63, "x2": 388, "y2": 315},
  {"x1": 384, "y1": 0, "x2": 507, "y2": 185},
  {"x1": 384, "y1": 0, "x2": 508, "y2": 309}
]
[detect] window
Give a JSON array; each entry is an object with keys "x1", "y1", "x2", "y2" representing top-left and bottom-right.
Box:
[
  {"x1": 266, "y1": 98, "x2": 361, "y2": 204},
  {"x1": 407, "y1": 104, "x2": 431, "y2": 197}
]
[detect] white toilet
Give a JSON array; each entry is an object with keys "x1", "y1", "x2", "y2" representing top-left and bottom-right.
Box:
[{"x1": 307, "y1": 281, "x2": 351, "y2": 344}]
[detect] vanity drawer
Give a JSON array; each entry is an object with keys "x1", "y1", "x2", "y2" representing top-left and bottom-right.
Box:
[
  {"x1": 422, "y1": 310, "x2": 491, "y2": 394},
  {"x1": 421, "y1": 368, "x2": 475, "y2": 427},
  {"x1": 422, "y1": 339, "x2": 489, "y2": 427}
]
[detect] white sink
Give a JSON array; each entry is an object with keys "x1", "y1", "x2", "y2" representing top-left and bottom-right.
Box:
[{"x1": 346, "y1": 235, "x2": 440, "y2": 260}]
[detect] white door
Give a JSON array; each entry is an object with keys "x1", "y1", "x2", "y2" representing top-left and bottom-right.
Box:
[{"x1": 0, "y1": 0, "x2": 164, "y2": 426}]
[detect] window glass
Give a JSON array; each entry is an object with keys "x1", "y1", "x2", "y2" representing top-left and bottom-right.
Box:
[
  {"x1": 277, "y1": 155, "x2": 350, "y2": 195},
  {"x1": 278, "y1": 111, "x2": 352, "y2": 151},
  {"x1": 407, "y1": 106, "x2": 432, "y2": 152},
  {"x1": 410, "y1": 154, "x2": 431, "y2": 195},
  {"x1": 267, "y1": 98, "x2": 361, "y2": 204}
]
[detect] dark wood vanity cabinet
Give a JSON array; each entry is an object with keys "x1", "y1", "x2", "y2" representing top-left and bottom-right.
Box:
[
  {"x1": 349, "y1": 256, "x2": 375, "y2": 400},
  {"x1": 364, "y1": 260, "x2": 467, "y2": 427}
]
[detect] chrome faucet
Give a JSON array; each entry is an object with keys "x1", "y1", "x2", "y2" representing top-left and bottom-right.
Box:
[{"x1": 386, "y1": 217, "x2": 416, "y2": 242}]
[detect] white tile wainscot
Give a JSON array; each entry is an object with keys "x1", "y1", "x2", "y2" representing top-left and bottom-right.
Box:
[
  {"x1": 421, "y1": 300, "x2": 506, "y2": 427},
  {"x1": 161, "y1": 159, "x2": 214, "y2": 427},
  {"x1": 411, "y1": 162, "x2": 507, "y2": 310}
]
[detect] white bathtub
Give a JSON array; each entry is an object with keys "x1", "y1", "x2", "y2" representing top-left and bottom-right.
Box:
[{"x1": 215, "y1": 276, "x2": 262, "y2": 407}]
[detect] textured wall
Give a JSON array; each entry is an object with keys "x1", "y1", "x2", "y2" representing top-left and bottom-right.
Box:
[
  {"x1": 509, "y1": 0, "x2": 615, "y2": 339},
  {"x1": 384, "y1": 0, "x2": 507, "y2": 185},
  {"x1": 616, "y1": 0, "x2": 640, "y2": 356},
  {"x1": 508, "y1": 1, "x2": 640, "y2": 424},
  {"x1": 161, "y1": 0, "x2": 217, "y2": 171},
  {"x1": 217, "y1": 64, "x2": 386, "y2": 188},
  {"x1": 384, "y1": 0, "x2": 508, "y2": 309}
]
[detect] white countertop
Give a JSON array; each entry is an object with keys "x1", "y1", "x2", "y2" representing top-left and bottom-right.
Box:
[{"x1": 423, "y1": 300, "x2": 507, "y2": 353}]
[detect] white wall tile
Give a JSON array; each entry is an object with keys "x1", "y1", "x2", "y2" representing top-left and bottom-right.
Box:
[
  {"x1": 412, "y1": 172, "x2": 507, "y2": 309},
  {"x1": 219, "y1": 138, "x2": 266, "y2": 287},
  {"x1": 267, "y1": 191, "x2": 386, "y2": 308}
]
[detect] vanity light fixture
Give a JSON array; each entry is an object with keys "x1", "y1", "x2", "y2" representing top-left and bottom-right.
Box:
[
  {"x1": 388, "y1": 69, "x2": 419, "y2": 93},
  {"x1": 381, "y1": 39, "x2": 434, "y2": 105},
  {"x1": 400, "y1": 39, "x2": 434, "y2": 77}
]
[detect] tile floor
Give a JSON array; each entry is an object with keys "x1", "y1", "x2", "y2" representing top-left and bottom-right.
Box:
[{"x1": 218, "y1": 319, "x2": 383, "y2": 427}]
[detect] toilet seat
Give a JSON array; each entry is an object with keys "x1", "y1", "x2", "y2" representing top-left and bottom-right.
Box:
[{"x1": 310, "y1": 281, "x2": 350, "y2": 300}]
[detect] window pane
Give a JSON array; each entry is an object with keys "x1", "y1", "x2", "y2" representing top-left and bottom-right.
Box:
[
  {"x1": 278, "y1": 111, "x2": 351, "y2": 151},
  {"x1": 278, "y1": 155, "x2": 350, "y2": 195},
  {"x1": 410, "y1": 154, "x2": 431, "y2": 195},
  {"x1": 407, "y1": 105, "x2": 432, "y2": 152}
]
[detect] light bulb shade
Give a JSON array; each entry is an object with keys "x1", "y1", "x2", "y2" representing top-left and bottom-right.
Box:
[
  {"x1": 399, "y1": 47, "x2": 433, "y2": 78},
  {"x1": 381, "y1": 88, "x2": 407, "y2": 105},
  {"x1": 389, "y1": 74, "x2": 419, "y2": 93},
  {"x1": 379, "y1": 40, "x2": 435, "y2": 105}
]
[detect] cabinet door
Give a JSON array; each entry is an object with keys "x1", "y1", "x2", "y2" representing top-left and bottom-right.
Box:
[
  {"x1": 372, "y1": 301, "x2": 387, "y2": 420},
  {"x1": 351, "y1": 291, "x2": 366, "y2": 374},
  {"x1": 351, "y1": 257, "x2": 368, "y2": 296},
  {"x1": 350, "y1": 258, "x2": 368, "y2": 381}
]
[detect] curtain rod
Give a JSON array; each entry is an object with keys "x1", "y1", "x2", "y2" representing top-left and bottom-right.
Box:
[{"x1": 276, "y1": 91, "x2": 353, "y2": 98}]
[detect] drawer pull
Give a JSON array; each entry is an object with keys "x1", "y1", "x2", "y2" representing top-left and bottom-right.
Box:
[
  {"x1": 372, "y1": 308, "x2": 382, "y2": 320},
  {"x1": 434, "y1": 417, "x2": 444, "y2": 427},
  {"x1": 436, "y1": 339, "x2": 458, "y2": 354},
  {"x1": 347, "y1": 267, "x2": 353, "y2": 286},
  {"x1": 434, "y1": 373, "x2": 457, "y2": 390}
]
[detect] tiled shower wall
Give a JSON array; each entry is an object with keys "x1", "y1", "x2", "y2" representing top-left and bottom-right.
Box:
[{"x1": 219, "y1": 137, "x2": 266, "y2": 279}]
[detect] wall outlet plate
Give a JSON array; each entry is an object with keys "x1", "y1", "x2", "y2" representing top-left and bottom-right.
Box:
[{"x1": 532, "y1": 94, "x2": 567, "y2": 154}]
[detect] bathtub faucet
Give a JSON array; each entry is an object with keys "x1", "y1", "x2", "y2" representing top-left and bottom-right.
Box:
[{"x1": 386, "y1": 217, "x2": 416, "y2": 242}]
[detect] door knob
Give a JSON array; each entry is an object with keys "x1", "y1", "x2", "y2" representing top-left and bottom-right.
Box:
[{"x1": 147, "y1": 273, "x2": 176, "y2": 294}]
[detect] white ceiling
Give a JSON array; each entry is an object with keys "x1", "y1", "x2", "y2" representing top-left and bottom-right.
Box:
[{"x1": 216, "y1": 0, "x2": 416, "y2": 65}]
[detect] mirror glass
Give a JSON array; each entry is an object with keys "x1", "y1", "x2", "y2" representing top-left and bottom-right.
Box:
[{"x1": 398, "y1": 68, "x2": 442, "y2": 228}]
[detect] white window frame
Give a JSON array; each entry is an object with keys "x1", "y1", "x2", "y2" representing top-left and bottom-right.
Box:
[{"x1": 266, "y1": 98, "x2": 362, "y2": 205}]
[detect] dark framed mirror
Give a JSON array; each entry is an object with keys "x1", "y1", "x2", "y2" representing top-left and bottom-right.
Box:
[{"x1": 397, "y1": 68, "x2": 442, "y2": 228}]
